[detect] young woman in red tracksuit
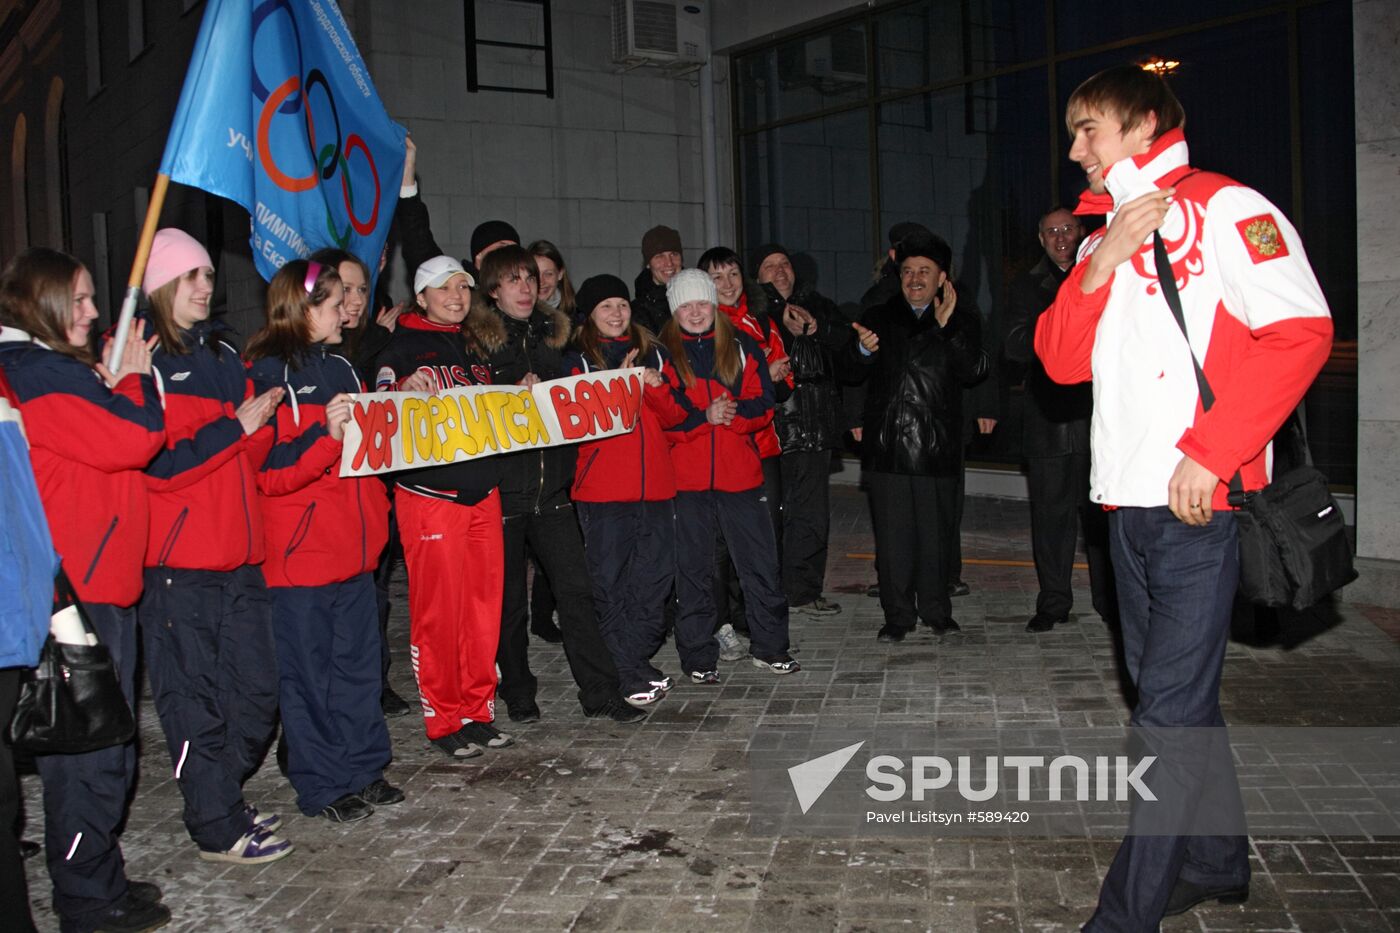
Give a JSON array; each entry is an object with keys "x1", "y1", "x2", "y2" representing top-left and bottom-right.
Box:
[
  {"x1": 660, "y1": 269, "x2": 799, "y2": 683},
  {"x1": 373, "y1": 255, "x2": 511, "y2": 760},
  {"x1": 245, "y1": 259, "x2": 398, "y2": 825},
  {"x1": 563, "y1": 275, "x2": 689, "y2": 707},
  {"x1": 0, "y1": 248, "x2": 170, "y2": 932},
  {"x1": 136, "y1": 229, "x2": 292, "y2": 866},
  {"x1": 697, "y1": 247, "x2": 793, "y2": 657}
]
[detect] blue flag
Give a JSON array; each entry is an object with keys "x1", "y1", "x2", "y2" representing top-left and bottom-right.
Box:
[{"x1": 159, "y1": 0, "x2": 406, "y2": 282}]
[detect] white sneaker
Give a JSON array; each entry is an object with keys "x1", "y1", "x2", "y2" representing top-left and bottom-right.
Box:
[{"x1": 715, "y1": 623, "x2": 747, "y2": 662}]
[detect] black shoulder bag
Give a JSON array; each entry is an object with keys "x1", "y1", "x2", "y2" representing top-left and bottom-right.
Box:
[
  {"x1": 8, "y1": 569, "x2": 136, "y2": 754},
  {"x1": 1152, "y1": 232, "x2": 1356, "y2": 610}
]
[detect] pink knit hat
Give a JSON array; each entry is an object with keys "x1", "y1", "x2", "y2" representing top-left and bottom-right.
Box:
[{"x1": 143, "y1": 228, "x2": 213, "y2": 294}]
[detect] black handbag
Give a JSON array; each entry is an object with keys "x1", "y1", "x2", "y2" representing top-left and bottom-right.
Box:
[
  {"x1": 1153, "y1": 232, "x2": 1356, "y2": 610},
  {"x1": 8, "y1": 570, "x2": 136, "y2": 754}
]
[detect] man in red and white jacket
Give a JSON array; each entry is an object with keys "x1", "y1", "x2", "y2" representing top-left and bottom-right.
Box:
[{"x1": 1036, "y1": 67, "x2": 1332, "y2": 931}]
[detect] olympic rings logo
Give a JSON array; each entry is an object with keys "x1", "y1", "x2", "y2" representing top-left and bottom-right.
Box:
[{"x1": 251, "y1": 0, "x2": 381, "y2": 248}]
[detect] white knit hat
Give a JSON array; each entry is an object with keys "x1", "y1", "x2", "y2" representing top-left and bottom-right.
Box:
[{"x1": 666, "y1": 268, "x2": 717, "y2": 313}]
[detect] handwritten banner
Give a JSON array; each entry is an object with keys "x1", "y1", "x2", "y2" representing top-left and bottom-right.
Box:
[{"x1": 339, "y1": 368, "x2": 646, "y2": 477}]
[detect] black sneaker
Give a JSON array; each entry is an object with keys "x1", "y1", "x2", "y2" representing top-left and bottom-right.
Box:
[
  {"x1": 380, "y1": 687, "x2": 413, "y2": 718},
  {"x1": 876, "y1": 624, "x2": 906, "y2": 643},
  {"x1": 751, "y1": 654, "x2": 801, "y2": 674},
  {"x1": 506, "y1": 701, "x2": 541, "y2": 723},
  {"x1": 457, "y1": 720, "x2": 514, "y2": 749},
  {"x1": 70, "y1": 891, "x2": 171, "y2": 933},
  {"x1": 926, "y1": 618, "x2": 962, "y2": 635},
  {"x1": 430, "y1": 732, "x2": 484, "y2": 759},
  {"x1": 948, "y1": 580, "x2": 971, "y2": 598},
  {"x1": 583, "y1": 697, "x2": 647, "y2": 723},
  {"x1": 1025, "y1": 614, "x2": 1066, "y2": 633},
  {"x1": 126, "y1": 881, "x2": 162, "y2": 905},
  {"x1": 359, "y1": 778, "x2": 406, "y2": 806},
  {"x1": 320, "y1": 793, "x2": 374, "y2": 823}
]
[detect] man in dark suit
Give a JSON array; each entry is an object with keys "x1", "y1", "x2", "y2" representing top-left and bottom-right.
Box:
[{"x1": 1004, "y1": 207, "x2": 1115, "y2": 632}]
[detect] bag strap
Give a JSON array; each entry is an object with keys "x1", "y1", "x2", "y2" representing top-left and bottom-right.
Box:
[
  {"x1": 1151, "y1": 231, "x2": 1245, "y2": 498},
  {"x1": 53, "y1": 565, "x2": 98, "y2": 638}
]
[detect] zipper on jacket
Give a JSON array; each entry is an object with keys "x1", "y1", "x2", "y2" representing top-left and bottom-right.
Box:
[
  {"x1": 84, "y1": 516, "x2": 120, "y2": 585},
  {"x1": 156, "y1": 508, "x2": 189, "y2": 568},
  {"x1": 284, "y1": 502, "x2": 316, "y2": 559},
  {"x1": 576, "y1": 449, "x2": 600, "y2": 490},
  {"x1": 357, "y1": 477, "x2": 367, "y2": 570},
  {"x1": 239, "y1": 458, "x2": 254, "y2": 565},
  {"x1": 706, "y1": 371, "x2": 716, "y2": 491}
]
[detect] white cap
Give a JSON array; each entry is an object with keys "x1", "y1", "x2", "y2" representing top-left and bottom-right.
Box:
[
  {"x1": 414, "y1": 255, "x2": 475, "y2": 294},
  {"x1": 666, "y1": 268, "x2": 717, "y2": 313}
]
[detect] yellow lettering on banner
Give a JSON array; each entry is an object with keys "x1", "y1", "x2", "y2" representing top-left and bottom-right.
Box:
[
  {"x1": 402, "y1": 397, "x2": 433, "y2": 464},
  {"x1": 522, "y1": 392, "x2": 551, "y2": 444},
  {"x1": 503, "y1": 392, "x2": 535, "y2": 445},
  {"x1": 476, "y1": 391, "x2": 514, "y2": 449},
  {"x1": 458, "y1": 392, "x2": 499, "y2": 456}
]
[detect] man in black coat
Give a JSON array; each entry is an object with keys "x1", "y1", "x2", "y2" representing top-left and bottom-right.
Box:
[
  {"x1": 753, "y1": 244, "x2": 855, "y2": 616},
  {"x1": 852, "y1": 234, "x2": 989, "y2": 641},
  {"x1": 1003, "y1": 207, "x2": 1115, "y2": 632}
]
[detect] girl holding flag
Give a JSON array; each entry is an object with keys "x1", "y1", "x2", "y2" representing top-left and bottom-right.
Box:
[{"x1": 246, "y1": 259, "x2": 399, "y2": 824}]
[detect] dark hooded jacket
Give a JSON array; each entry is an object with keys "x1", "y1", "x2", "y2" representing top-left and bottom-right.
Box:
[
  {"x1": 853, "y1": 293, "x2": 989, "y2": 476},
  {"x1": 631, "y1": 268, "x2": 673, "y2": 336},
  {"x1": 465, "y1": 295, "x2": 577, "y2": 515}
]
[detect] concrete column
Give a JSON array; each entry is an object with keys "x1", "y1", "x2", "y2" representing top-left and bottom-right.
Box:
[{"x1": 1350, "y1": 0, "x2": 1400, "y2": 604}]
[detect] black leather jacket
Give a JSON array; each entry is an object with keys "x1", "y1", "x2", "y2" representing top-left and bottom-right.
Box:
[
  {"x1": 1003, "y1": 255, "x2": 1092, "y2": 458},
  {"x1": 775, "y1": 283, "x2": 854, "y2": 452},
  {"x1": 854, "y1": 294, "x2": 989, "y2": 475}
]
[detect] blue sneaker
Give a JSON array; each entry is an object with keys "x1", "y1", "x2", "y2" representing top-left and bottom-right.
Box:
[
  {"x1": 245, "y1": 804, "x2": 281, "y2": 835},
  {"x1": 198, "y1": 828, "x2": 294, "y2": 864}
]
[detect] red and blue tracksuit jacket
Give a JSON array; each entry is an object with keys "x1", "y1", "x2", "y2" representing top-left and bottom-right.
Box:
[
  {"x1": 0, "y1": 327, "x2": 164, "y2": 607},
  {"x1": 719, "y1": 292, "x2": 791, "y2": 459},
  {"x1": 247, "y1": 347, "x2": 388, "y2": 589},
  {"x1": 665, "y1": 329, "x2": 775, "y2": 493},
  {"x1": 143, "y1": 318, "x2": 268, "y2": 570},
  {"x1": 564, "y1": 337, "x2": 689, "y2": 502}
]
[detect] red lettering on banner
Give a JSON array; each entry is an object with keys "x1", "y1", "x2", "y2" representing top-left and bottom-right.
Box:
[
  {"x1": 550, "y1": 385, "x2": 591, "y2": 440},
  {"x1": 349, "y1": 398, "x2": 397, "y2": 472},
  {"x1": 594, "y1": 374, "x2": 642, "y2": 430}
]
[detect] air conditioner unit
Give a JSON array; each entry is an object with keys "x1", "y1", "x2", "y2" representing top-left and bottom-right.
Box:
[
  {"x1": 612, "y1": 0, "x2": 707, "y2": 70},
  {"x1": 805, "y1": 28, "x2": 866, "y2": 84}
]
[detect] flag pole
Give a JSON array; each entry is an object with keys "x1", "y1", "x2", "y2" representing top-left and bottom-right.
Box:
[{"x1": 107, "y1": 172, "x2": 170, "y2": 366}]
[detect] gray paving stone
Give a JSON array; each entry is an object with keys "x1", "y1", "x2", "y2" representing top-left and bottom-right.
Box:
[{"x1": 17, "y1": 490, "x2": 1400, "y2": 931}]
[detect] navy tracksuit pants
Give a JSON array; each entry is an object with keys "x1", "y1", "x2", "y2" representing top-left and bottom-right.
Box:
[
  {"x1": 271, "y1": 574, "x2": 390, "y2": 815},
  {"x1": 141, "y1": 565, "x2": 279, "y2": 852},
  {"x1": 576, "y1": 499, "x2": 675, "y2": 694},
  {"x1": 34, "y1": 604, "x2": 137, "y2": 928},
  {"x1": 674, "y1": 488, "x2": 790, "y2": 672}
]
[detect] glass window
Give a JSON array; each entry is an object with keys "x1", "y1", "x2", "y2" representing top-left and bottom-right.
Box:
[
  {"x1": 1298, "y1": 0, "x2": 1356, "y2": 342},
  {"x1": 1055, "y1": 17, "x2": 1291, "y2": 212},
  {"x1": 735, "y1": 22, "x2": 869, "y2": 130},
  {"x1": 738, "y1": 110, "x2": 872, "y2": 307},
  {"x1": 875, "y1": 0, "x2": 1046, "y2": 92},
  {"x1": 1055, "y1": 0, "x2": 1277, "y2": 54},
  {"x1": 879, "y1": 69, "x2": 1051, "y2": 322}
]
